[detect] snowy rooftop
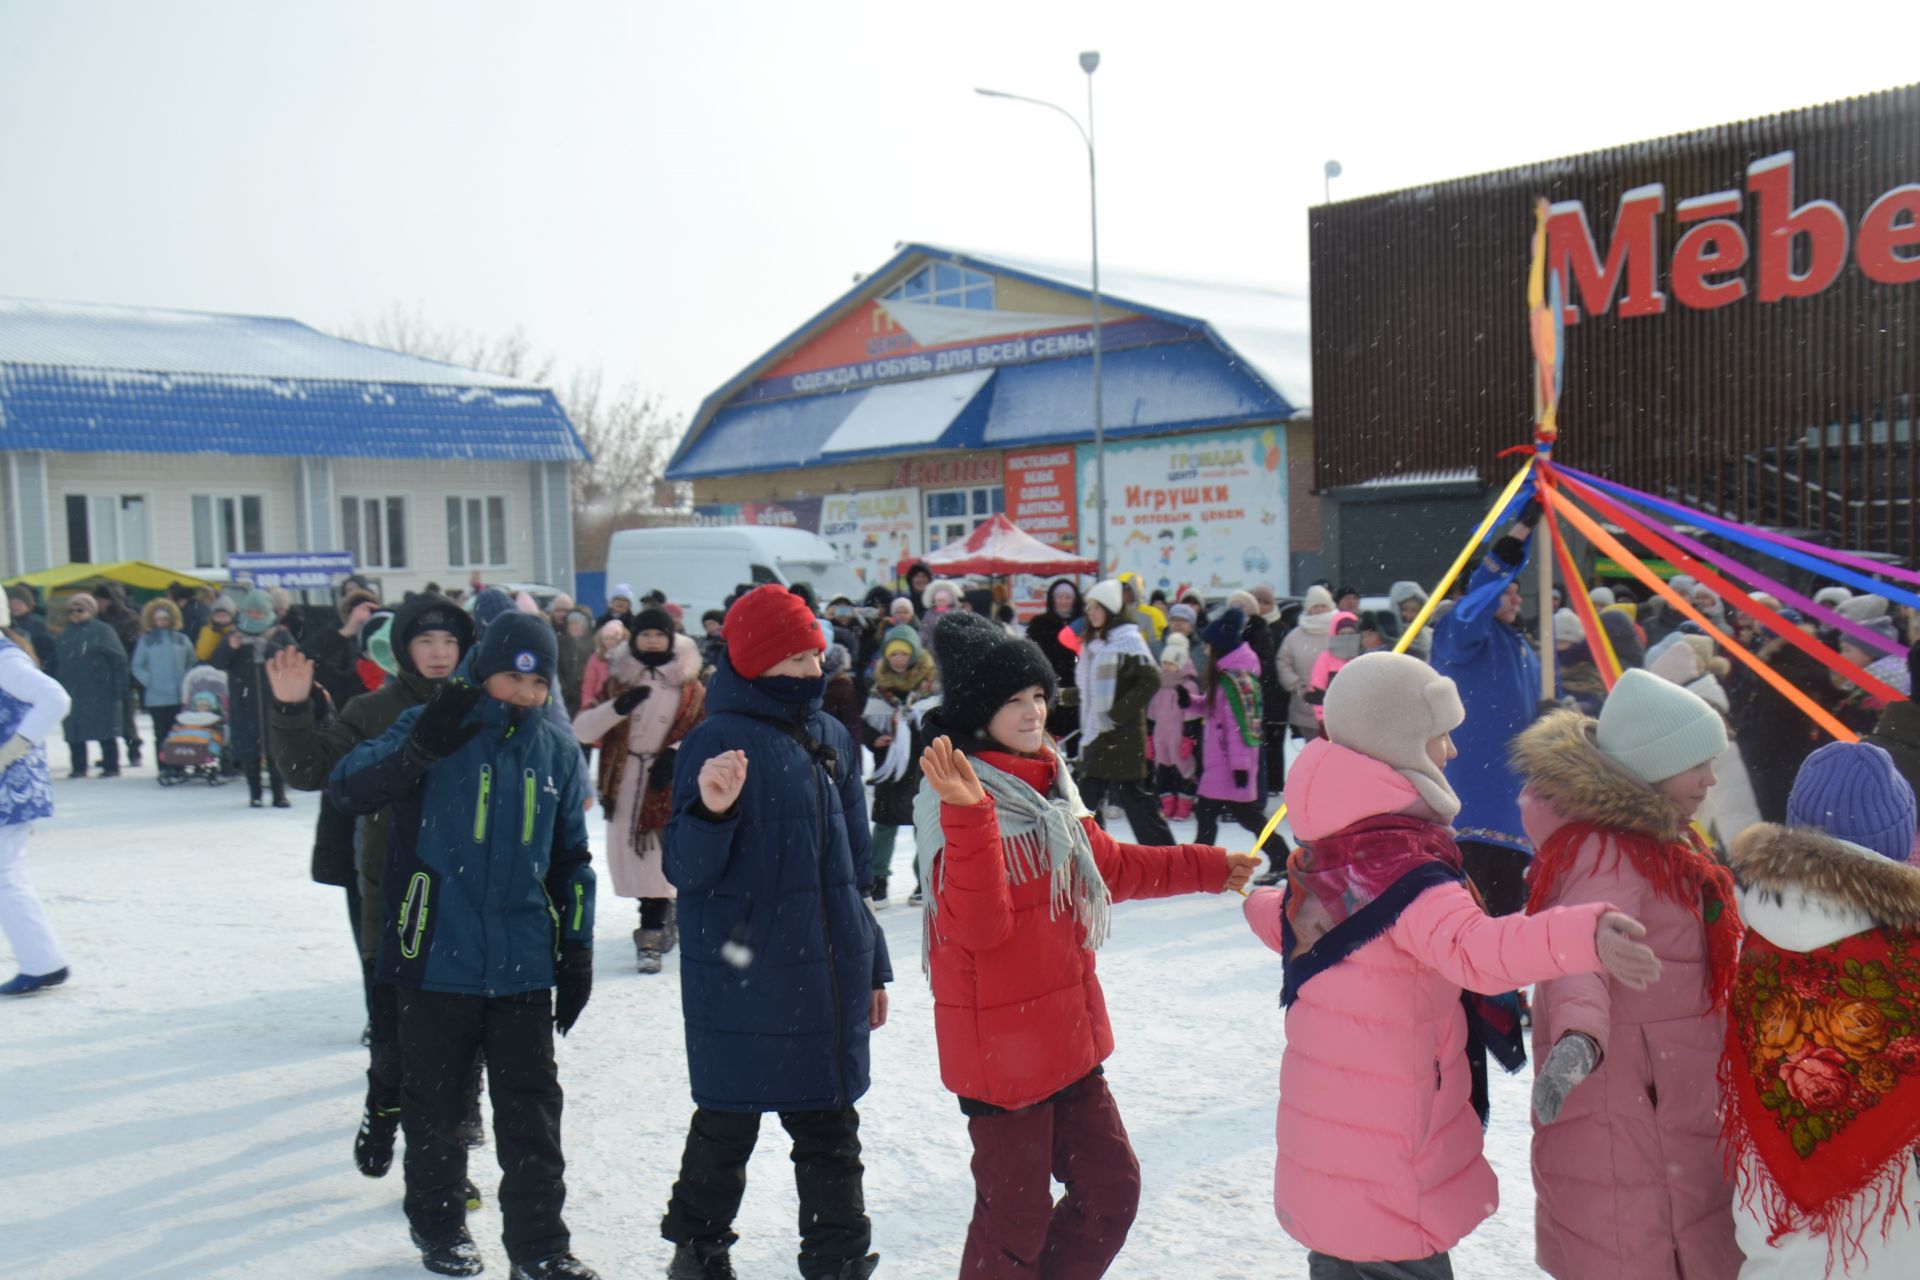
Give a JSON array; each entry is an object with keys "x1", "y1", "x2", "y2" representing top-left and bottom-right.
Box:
[{"x1": 0, "y1": 297, "x2": 587, "y2": 461}]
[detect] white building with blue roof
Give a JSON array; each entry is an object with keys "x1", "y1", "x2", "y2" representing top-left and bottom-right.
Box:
[
  {"x1": 0, "y1": 298, "x2": 587, "y2": 595},
  {"x1": 665, "y1": 244, "x2": 1318, "y2": 598}
]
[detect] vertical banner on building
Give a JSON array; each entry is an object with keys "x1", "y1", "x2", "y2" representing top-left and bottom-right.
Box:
[
  {"x1": 692, "y1": 498, "x2": 822, "y2": 532},
  {"x1": 1004, "y1": 448, "x2": 1083, "y2": 615},
  {"x1": 1075, "y1": 426, "x2": 1289, "y2": 599},
  {"x1": 819, "y1": 487, "x2": 921, "y2": 594}
]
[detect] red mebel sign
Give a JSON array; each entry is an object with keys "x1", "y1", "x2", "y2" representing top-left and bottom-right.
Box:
[{"x1": 1548, "y1": 150, "x2": 1920, "y2": 322}]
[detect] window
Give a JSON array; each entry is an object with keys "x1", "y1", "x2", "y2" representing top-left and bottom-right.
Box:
[
  {"x1": 446, "y1": 495, "x2": 509, "y2": 569},
  {"x1": 191, "y1": 494, "x2": 266, "y2": 570},
  {"x1": 924, "y1": 486, "x2": 1004, "y2": 551},
  {"x1": 65, "y1": 493, "x2": 150, "y2": 562},
  {"x1": 341, "y1": 495, "x2": 408, "y2": 570},
  {"x1": 884, "y1": 262, "x2": 995, "y2": 310}
]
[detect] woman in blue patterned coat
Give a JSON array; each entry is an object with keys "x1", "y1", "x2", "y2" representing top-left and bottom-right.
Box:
[{"x1": 0, "y1": 631, "x2": 73, "y2": 994}]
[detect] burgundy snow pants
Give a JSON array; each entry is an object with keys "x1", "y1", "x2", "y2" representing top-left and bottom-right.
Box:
[{"x1": 959, "y1": 1072, "x2": 1142, "y2": 1278}]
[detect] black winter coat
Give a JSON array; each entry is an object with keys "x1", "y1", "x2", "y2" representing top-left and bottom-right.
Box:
[
  {"x1": 209, "y1": 629, "x2": 288, "y2": 764},
  {"x1": 53, "y1": 618, "x2": 127, "y2": 740}
]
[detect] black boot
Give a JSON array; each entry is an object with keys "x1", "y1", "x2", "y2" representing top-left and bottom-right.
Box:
[
  {"x1": 1253, "y1": 842, "x2": 1287, "y2": 887},
  {"x1": 808, "y1": 1256, "x2": 879, "y2": 1280},
  {"x1": 353, "y1": 1096, "x2": 401, "y2": 1177},
  {"x1": 666, "y1": 1237, "x2": 738, "y2": 1280},
  {"x1": 870, "y1": 877, "x2": 888, "y2": 906},
  {"x1": 508, "y1": 1254, "x2": 599, "y2": 1280},
  {"x1": 411, "y1": 1226, "x2": 485, "y2": 1276}
]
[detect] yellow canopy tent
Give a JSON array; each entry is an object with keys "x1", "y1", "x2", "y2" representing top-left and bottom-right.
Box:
[{"x1": 4, "y1": 561, "x2": 213, "y2": 607}]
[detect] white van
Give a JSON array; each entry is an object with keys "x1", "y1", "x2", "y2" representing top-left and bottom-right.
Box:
[{"x1": 604, "y1": 525, "x2": 869, "y2": 620}]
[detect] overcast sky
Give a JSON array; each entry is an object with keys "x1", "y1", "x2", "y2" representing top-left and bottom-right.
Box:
[{"x1": 2, "y1": 1, "x2": 1914, "y2": 429}]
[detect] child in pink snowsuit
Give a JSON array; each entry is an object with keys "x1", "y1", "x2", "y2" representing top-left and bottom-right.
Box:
[
  {"x1": 1244, "y1": 652, "x2": 1662, "y2": 1279},
  {"x1": 1195, "y1": 608, "x2": 1270, "y2": 846},
  {"x1": 1304, "y1": 610, "x2": 1360, "y2": 726},
  {"x1": 1147, "y1": 631, "x2": 1202, "y2": 821}
]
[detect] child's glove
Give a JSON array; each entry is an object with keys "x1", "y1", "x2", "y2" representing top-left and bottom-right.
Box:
[
  {"x1": 613, "y1": 686, "x2": 650, "y2": 716},
  {"x1": 1596, "y1": 910, "x2": 1663, "y2": 990},
  {"x1": 1175, "y1": 686, "x2": 1192, "y2": 709},
  {"x1": 1233, "y1": 769, "x2": 1249, "y2": 790},
  {"x1": 0, "y1": 734, "x2": 32, "y2": 770},
  {"x1": 405, "y1": 683, "x2": 484, "y2": 768},
  {"x1": 647, "y1": 747, "x2": 677, "y2": 791},
  {"x1": 554, "y1": 950, "x2": 593, "y2": 1037},
  {"x1": 1532, "y1": 1031, "x2": 1599, "y2": 1124}
]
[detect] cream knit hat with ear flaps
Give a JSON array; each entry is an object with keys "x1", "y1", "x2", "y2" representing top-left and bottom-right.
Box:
[
  {"x1": 1595, "y1": 667, "x2": 1727, "y2": 783},
  {"x1": 1303, "y1": 584, "x2": 1335, "y2": 613},
  {"x1": 1323, "y1": 652, "x2": 1467, "y2": 820}
]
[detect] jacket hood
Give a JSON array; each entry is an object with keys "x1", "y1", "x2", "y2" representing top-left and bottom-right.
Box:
[
  {"x1": 140, "y1": 598, "x2": 182, "y2": 630},
  {"x1": 1043, "y1": 578, "x2": 1084, "y2": 617},
  {"x1": 607, "y1": 631, "x2": 701, "y2": 688},
  {"x1": 391, "y1": 592, "x2": 476, "y2": 677},
  {"x1": 1510, "y1": 708, "x2": 1685, "y2": 842},
  {"x1": 1212, "y1": 642, "x2": 1261, "y2": 674},
  {"x1": 1732, "y1": 822, "x2": 1920, "y2": 952},
  {"x1": 1284, "y1": 738, "x2": 1425, "y2": 842},
  {"x1": 874, "y1": 648, "x2": 936, "y2": 697},
  {"x1": 705, "y1": 650, "x2": 822, "y2": 721}
]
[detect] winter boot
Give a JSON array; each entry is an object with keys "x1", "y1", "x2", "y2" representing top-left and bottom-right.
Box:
[
  {"x1": 354, "y1": 1096, "x2": 401, "y2": 1176},
  {"x1": 666, "y1": 1237, "x2": 738, "y2": 1280},
  {"x1": 1252, "y1": 841, "x2": 1286, "y2": 887},
  {"x1": 0, "y1": 967, "x2": 69, "y2": 996},
  {"x1": 1174, "y1": 796, "x2": 1194, "y2": 821},
  {"x1": 411, "y1": 1225, "x2": 485, "y2": 1276},
  {"x1": 509, "y1": 1254, "x2": 599, "y2": 1280},
  {"x1": 634, "y1": 927, "x2": 666, "y2": 975},
  {"x1": 1160, "y1": 793, "x2": 1178, "y2": 820},
  {"x1": 807, "y1": 1255, "x2": 880, "y2": 1280},
  {"x1": 662, "y1": 901, "x2": 679, "y2": 955},
  {"x1": 870, "y1": 877, "x2": 888, "y2": 906}
]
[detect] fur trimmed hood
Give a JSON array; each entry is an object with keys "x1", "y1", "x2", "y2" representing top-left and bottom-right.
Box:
[
  {"x1": 1732, "y1": 823, "x2": 1920, "y2": 933},
  {"x1": 1510, "y1": 708, "x2": 1685, "y2": 842},
  {"x1": 606, "y1": 631, "x2": 701, "y2": 689}
]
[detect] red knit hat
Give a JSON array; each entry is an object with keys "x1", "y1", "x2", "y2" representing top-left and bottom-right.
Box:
[{"x1": 723, "y1": 585, "x2": 825, "y2": 680}]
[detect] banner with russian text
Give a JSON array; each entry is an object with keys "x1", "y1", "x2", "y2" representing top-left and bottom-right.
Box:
[
  {"x1": 1006, "y1": 448, "x2": 1083, "y2": 615},
  {"x1": 820, "y1": 488, "x2": 921, "y2": 593}
]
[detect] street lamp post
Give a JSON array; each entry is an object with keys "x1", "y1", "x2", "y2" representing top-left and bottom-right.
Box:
[{"x1": 977, "y1": 50, "x2": 1107, "y2": 574}]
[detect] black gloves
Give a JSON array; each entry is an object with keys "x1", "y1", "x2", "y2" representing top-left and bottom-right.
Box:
[
  {"x1": 1518, "y1": 496, "x2": 1543, "y2": 529},
  {"x1": 1233, "y1": 769, "x2": 1249, "y2": 790},
  {"x1": 1175, "y1": 686, "x2": 1192, "y2": 708},
  {"x1": 613, "y1": 685, "x2": 651, "y2": 716},
  {"x1": 647, "y1": 747, "x2": 677, "y2": 792},
  {"x1": 404, "y1": 683, "x2": 484, "y2": 768},
  {"x1": 555, "y1": 950, "x2": 593, "y2": 1036},
  {"x1": 1491, "y1": 535, "x2": 1527, "y2": 569}
]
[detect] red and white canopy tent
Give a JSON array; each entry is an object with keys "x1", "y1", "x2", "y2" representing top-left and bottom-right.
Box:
[{"x1": 923, "y1": 512, "x2": 1097, "y2": 578}]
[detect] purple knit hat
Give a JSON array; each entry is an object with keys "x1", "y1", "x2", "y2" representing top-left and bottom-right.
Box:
[{"x1": 1788, "y1": 741, "x2": 1918, "y2": 862}]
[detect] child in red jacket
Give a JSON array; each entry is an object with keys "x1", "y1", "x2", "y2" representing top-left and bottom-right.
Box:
[{"x1": 914, "y1": 612, "x2": 1259, "y2": 1278}]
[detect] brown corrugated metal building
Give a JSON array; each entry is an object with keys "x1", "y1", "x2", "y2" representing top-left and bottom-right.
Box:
[{"x1": 1311, "y1": 83, "x2": 1920, "y2": 589}]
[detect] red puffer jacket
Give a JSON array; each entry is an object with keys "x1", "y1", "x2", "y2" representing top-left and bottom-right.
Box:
[{"x1": 927, "y1": 749, "x2": 1229, "y2": 1110}]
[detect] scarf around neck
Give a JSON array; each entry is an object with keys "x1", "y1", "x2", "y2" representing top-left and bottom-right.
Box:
[
  {"x1": 1295, "y1": 609, "x2": 1334, "y2": 638},
  {"x1": 1077, "y1": 622, "x2": 1152, "y2": 746},
  {"x1": 913, "y1": 745, "x2": 1111, "y2": 975},
  {"x1": 1282, "y1": 814, "x2": 1527, "y2": 1127}
]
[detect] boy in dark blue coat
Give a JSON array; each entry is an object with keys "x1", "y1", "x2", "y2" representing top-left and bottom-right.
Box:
[
  {"x1": 661, "y1": 585, "x2": 891, "y2": 1280},
  {"x1": 331, "y1": 612, "x2": 599, "y2": 1280}
]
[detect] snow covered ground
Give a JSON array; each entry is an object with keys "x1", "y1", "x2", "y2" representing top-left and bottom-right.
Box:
[{"x1": 0, "y1": 730, "x2": 1549, "y2": 1279}]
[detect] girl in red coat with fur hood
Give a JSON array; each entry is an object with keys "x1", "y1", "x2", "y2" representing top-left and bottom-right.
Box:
[{"x1": 914, "y1": 612, "x2": 1259, "y2": 1278}]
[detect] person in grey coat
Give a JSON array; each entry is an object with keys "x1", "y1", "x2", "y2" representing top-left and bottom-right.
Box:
[
  {"x1": 53, "y1": 594, "x2": 129, "y2": 777},
  {"x1": 129, "y1": 599, "x2": 198, "y2": 747}
]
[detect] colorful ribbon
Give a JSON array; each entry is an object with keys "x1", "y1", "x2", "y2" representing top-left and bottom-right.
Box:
[{"x1": 1538, "y1": 475, "x2": 1622, "y2": 686}]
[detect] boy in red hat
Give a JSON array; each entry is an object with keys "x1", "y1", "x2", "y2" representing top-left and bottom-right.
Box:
[{"x1": 661, "y1": 585, "x2": 891, "y2": 1280}]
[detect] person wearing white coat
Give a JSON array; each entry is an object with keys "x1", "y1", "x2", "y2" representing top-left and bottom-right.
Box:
[
  {"x1": 571, "y1": 612, "x2": 704, "y2": 974},
  {"x1": 1722, "y1": 741, "x2": 1920, "y2": 1280},
  {"x1": 0, "y1": 633, "x2": 74, "y2": 994}
]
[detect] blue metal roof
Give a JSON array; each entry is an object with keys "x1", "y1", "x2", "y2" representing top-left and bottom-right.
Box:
[
  {"x1": 667, "y1": 337, "x2": 1282, "y2": 479},
  {"x1": 665, "y1": 244, "x2": 1305, "y2": 480},
  {"x1": 0, "y1": 298, "x2": 587, "y2": 461}
]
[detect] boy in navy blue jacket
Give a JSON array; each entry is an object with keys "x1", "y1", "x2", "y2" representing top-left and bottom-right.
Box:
[{"x1": 332, "y1": 612, "x2": 598, "y2": 1280}]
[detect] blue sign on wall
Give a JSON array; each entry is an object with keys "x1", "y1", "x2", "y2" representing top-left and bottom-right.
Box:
[{"x1": 227, "y1": 551, "x2": 356, "y2": 590}]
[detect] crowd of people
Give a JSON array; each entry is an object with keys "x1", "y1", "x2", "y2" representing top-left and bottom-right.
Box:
[{"x1": 2, "y1": 534, "x2": 1919, "y2": 1280}]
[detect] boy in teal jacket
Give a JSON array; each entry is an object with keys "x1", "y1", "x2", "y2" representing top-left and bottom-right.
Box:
[{"x1": 332, "y1": 612, "x2": 598, "y2": 1280}]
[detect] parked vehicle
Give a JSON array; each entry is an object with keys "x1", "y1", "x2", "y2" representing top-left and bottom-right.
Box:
[{"x1": 604, "y1": 526, "x2": 866, "y2": 619}]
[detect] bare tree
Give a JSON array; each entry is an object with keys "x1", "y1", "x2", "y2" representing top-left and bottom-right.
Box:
[{"x1": 340, "y1": 305, "x2": 688, "y2": 571}]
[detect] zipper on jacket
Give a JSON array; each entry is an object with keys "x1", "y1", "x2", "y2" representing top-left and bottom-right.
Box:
[
  {"x1": 809, "y1": 729, "x2": 851, "y2": 1108},
  {"x1": 398, "y1": 871, "x2": 432, "y2": 960},
  {"x1": 571, "y1": 881, "x2": 585, "y2": 934},
  {"x1": 541, "y1": 883, "x2": 561, "y2": 960},
  {"x1": 521, "y1": 768, "x2": 536, "y2": 845},
  {"x1": 473, "y1": 765, "x2": 491, "y2": 842}
]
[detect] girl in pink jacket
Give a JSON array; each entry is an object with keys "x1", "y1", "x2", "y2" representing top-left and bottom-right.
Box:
[
  {"x1": 1514, "y1": 668, "x2": 1746, "y2": 1280},
  {"x1": 1196, "y1": 608, "x2": 1272, "y2": 846},
  {"x1": 1147, "y1": 631, "x2": 1202, "y2": 821},
  {"x1": 1245, "y1": 652, "x2": 1660, "y2": 1278}
]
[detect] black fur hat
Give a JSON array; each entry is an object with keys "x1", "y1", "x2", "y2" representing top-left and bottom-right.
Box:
[{"x1": 930, "y1": 611, "x2": 1057, "y2": 738}]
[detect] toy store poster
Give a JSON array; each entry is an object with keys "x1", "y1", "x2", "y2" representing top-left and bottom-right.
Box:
[
  {"x1": 820, "y1": 487, "x2": 921, "y2": 593},
  {"x1": 1075, "y1": 426, "x2": 1289, "y2": 599}
]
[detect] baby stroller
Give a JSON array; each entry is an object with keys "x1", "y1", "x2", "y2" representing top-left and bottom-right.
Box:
[{"x1": 159, "y1": 665, "x2": 230, "y2": 787}]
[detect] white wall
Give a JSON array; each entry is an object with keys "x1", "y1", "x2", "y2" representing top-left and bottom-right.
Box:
[{"x1": 40, "y1": 453, "x2": 547, "y2": 598}]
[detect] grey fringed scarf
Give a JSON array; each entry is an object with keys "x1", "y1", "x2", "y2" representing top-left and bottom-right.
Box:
[{"x1": 912, "y1": 746, "x2": 1112, "y2": 975}]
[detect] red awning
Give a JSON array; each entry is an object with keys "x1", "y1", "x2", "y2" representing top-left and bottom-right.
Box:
[{"x1": 924, "y1": 513, "x2": 1097, "y2": 577}]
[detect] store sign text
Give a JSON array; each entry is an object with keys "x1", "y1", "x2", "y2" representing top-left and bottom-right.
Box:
[{"x1": 1548, "y1": 151, "x2": 1920, "y2": 323}]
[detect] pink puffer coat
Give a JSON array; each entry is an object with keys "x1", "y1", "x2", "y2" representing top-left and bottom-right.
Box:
[
  {"x1": 1245, "y1": 742, "x2": 1613, "y2": 1263},
  {"x1": 1513, "y1": 712, "x2": 1741, "y2": 1280}
]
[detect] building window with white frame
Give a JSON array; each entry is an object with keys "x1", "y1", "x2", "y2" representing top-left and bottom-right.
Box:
[
  {"x1": 63, "y1": 493, "x2": 151, "y2": 563},
  {"x1": 341, "y1": 495, "x2": 409, "y2": 570},
  {"x1": 883, "y1": 262, "x2": 995, "y2": 310},
  {"x1": 446, "y1": 495, "x2": 509, "y2": 569},
  {"x1": 191, "y1": 493, "x2": 266, "y2": 571},
  {"x1": 924, "y1": 485, "x2": 1004, "y2": 551}
]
